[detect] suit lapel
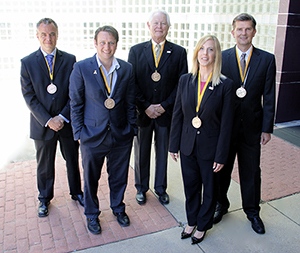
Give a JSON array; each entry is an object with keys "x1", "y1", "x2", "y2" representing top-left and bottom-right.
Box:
[
  {"x1": 143, "y1": 40, "x2": 155, "y2": 70},
  {"x1": 53, "y1": 49, "x2": 63, "y2": 78},
  {"x1": 36, "y1": 50, "x2": 49, "y2": 77},
  {"x1": 245, "y1": 47, "x2": 261, "y2": 87},
  {"x1": 157, "y1": 41, "x2": 172, "y2": 71},
  {"x1": 228, "y1": 47, "x2": 240, "y2": 84},
  {"x1": 199, "y1": 82, "x2": 214, "y2": 114},
  {"x1": 111, "y1": 61, "x2": 122, "y2": 98},
  {"x1": 91, "y1": 55, "x2": 107, "y2": 95}
]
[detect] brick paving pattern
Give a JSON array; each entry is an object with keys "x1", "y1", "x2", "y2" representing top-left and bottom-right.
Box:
[
  {"x1": 0, "y1": 134, "x2": 300, "y2": 252},
  {"x1": 231, "y1": 135, "x2": 300, "y2": 201},
  {"x1": 0, "y1": 158, "x2": 177, "y2": 252}
]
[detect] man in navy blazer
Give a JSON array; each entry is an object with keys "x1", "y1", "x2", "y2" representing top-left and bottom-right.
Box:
[
  {"x1": 128, "y1": 9, "x2": 188, "y2": 205},
  {"x1": 214, "y1": 13, "x2": 276, "y2": 234},
  {"x1": 21, "y1": 18, "x2": 83, "y2": 218},
  {"x1": 69, "y1": 26, "x2": 136, "y2": 234}
]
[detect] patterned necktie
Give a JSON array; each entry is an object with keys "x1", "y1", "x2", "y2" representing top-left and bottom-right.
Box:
[
  {"x1": 155, "y1": 44, "x2": 161, "y2": 61},
  {"x1": 46, "y1": 54, "x2": 54, "y2": 73},
  {"x1": 240, "y1": 53, "x2": 246, "y2": 75}
]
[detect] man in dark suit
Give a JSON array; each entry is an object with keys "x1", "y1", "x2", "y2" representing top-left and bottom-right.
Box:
[
  {"x1": 21, "y1": 18, "x2": 84, "y2": 218},
  {"x1": 128, "y1": 9, "x2": 188, "y2": 205},
  {"x1": 69, "y1": 26, "x2": 136, "y2": 234},
  {"x1": 214, "y1": 13, "x2": 276, "y2": 234}
]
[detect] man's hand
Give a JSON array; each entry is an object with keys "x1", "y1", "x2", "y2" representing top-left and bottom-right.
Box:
[
  {"x1": 145, "y1": 104, "x2": 162, "y2": 119},
  {"x1": 261, "y1": 132, "x2": 271, "y2": 145},
  {"x1": 213, "y1": 162, "x2": 224, "y2": 173},
  {"x1": 48, "y1": 116, "x2": 64, "y2": 132}
]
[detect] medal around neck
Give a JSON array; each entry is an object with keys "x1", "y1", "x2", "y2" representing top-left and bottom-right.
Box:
[
  {"x1": 151, "y1": 70, "x2": 161, "y2": 82},
  {"x1": 192, "y1": 116, "x2": 202, "y2": 128},
  {"x1": 104, "y1": 97, "x2": 115, "y2": 109},
  {"x1": 236, "y1": 87, "x2": 247, "y2": 98},
  {"x1": 47, "y1": 83, "x2": 57, "y2": 94}
]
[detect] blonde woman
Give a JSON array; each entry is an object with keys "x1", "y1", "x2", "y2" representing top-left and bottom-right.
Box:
[{"x1": 169, "y1": 35, "x2": 234, "y2": 244}]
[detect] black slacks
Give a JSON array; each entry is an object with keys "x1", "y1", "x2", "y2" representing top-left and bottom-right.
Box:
[
  {"x1": 180, "y1": 137, "x2": 217, "y2": 231},
  {"x1": 216, "y1": 131, "x2": 261, "y2": 219},
  {"x1": 134, "y1": 120, "x2": 169, "y2": 194},
  {"x1": 81, "y1": 131, "x2": 133, "y2": 219},
  {"x1": 35, "y1": 133, "x2": 82, "y2": 203}
]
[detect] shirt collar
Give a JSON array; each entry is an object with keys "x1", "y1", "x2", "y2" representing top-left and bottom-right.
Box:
[
  {"x1": 236, "y1": 45, "x2": 252, "y2": 59},
  {"x1": 151, "y1": 39, "x2": 165, "y2": 47},
  {"x1": 40, "y1": 47, "x2": 56, "y2": 57},
  {"x1": 95, "y1": 55, "x2": 120, "y2": 75}
]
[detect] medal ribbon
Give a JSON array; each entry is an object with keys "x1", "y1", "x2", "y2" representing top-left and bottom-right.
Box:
[
  {"x1": 236, "y1": 46, "x2": 253, "y2": 84},
  {"x1": 99, "y1": 67, "x2": 113, "y2": 96},
  {"x1": 44, "y1": 51, "x2": 56, "y2": 82},
  {"x1": 196, "y1": 71, "x2": 212, "y2": 113},
  {"x1": 152, "y1": 42, "x2": 165, "y2": 68}
]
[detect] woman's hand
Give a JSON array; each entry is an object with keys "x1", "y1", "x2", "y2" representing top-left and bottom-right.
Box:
[{"x1": 170, "y1": 152, "x2": 179, "y2": 162}]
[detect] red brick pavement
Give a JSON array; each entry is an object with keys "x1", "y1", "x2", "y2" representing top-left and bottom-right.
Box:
[
  {"x1": 1, "y1": 134, "x2": 300, "y2": 252},
  {"x1": 0, "y1": 158, "x2": 177, "y2": 253},
  {"x1": 231, "y1": 134, "x2": 300, "y2": 202}
]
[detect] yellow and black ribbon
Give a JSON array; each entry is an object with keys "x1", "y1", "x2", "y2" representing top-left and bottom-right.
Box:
[
  {"x1": 236, "y1": 46, "x2": 253, "y2": 83},
  {"x1": 196, "y1": 71, "x2": 212, "y2": 113},
  {"x1": 99, "y1": 66, "x2": 113, "y2": 95},
  {"x1": 152, "y1": 42, "x2": 165, "y2": 68},
  {"x1": 44, "y1": 51, "x2": 56, "y2": 82}
]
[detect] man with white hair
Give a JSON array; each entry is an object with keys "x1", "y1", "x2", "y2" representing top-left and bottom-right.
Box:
[{"x1": 128, "y1": 9, "x2": 188, "y2": 205}]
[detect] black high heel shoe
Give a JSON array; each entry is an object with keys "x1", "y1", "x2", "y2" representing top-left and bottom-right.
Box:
[
  {"x1": 191, "y1": 231, "x2": 206, "y2": 244},
  {"x1": 181, "y1": 226, "x2": 196, "y2": 239}
]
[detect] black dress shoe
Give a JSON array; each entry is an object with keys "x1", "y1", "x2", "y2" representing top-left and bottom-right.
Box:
[
  {"x1": 87, "y1": 218, "x2": 102, "y2": 234},
  {"x1": 213, "y1": 202, "x2": 228, "y2": 224},
  {"x1": 113, "y1": 211, "x2": 130, "y2": 227},
  {"x1": 38, "y1": 201, "x2": 50, "y2": 217},
  {"x1": 181, "y1": 226, "x2": 196, "y2": 239},
  {"x1": 249, "y1": 216, "x2": 265, "y2": 234},
  {"x1": 71, "y1": 194, "x2": 84, "y2": 207},
  {"x1": 136, "y1": 191, "x2": 146, "y2": 205},
  {"x1": 191, "y1": 231, "x2": 206, "y2": 244},
  {"x1": 155, "y1": 191, "x2": 169, "y2": 205}
]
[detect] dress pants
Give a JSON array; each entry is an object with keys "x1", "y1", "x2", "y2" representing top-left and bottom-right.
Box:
[
  {"x1": 180, "y1": 137, "x2": 216, "y2": 231},
  {"x1": 35, "y1": 133, "x2": 82, "y2": 203},
  {"x1": 134, "y1": 120, "x2": 169, "y2": 194},
  {"x1": 216, "y1": 131, "x2": 261, "y2": 219},
  {"x1": 81, "y1": 131, "x2": 132, "y2": 219}
]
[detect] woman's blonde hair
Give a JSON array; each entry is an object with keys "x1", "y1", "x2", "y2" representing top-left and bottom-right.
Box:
[{"x1": 191, "y1": 35, "x2": 225, "y2": 86}]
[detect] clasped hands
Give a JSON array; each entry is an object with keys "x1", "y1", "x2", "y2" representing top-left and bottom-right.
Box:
[
  {"x1": 48, "y1": 115, "x2": 64, "y2": 132},
  {"x1": 145, "y1": 104, "x2": 165, "y2": 119}
]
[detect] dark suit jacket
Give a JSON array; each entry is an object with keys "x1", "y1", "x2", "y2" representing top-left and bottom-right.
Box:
[
  {"x1": 169, "y1": 73, "x2": 234, "y2": 164},
  {"x1": 69, "y1": 54, "x2": 136, "y2": 148},
  {"x1": 21, "y1": 49, "x2": 76, "y2": 140},
  {"x1": 128, "y1": 40, "x2": 188, "y2": 127},
  {"x1": 221, "y1": 46, "x2": 276, "y2": 145}
]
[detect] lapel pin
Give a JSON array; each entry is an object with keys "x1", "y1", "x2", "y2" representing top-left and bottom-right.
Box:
[
  {"x1": 209, "y1": 86, "x2": 214, "y2": 90},
  {"x1": 93, "y1": 70, "x2": 97, "y2": 75},
  {"x1": 167, "y1": 51, "x2": 171, "y2": 53}
]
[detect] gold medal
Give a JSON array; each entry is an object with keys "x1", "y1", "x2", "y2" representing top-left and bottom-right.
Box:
[
  {"x1": 192, "y1": 116, "x2": 202, "y2": 128},
  {"x1": 151, "y1": 70, "x2": 161, "y2": 82},
  {"x1": 104, "y1": 98, "x2": 115, "y2": 109},
  {"x1": 236, "y1": 87, "x2": 247, "y2": 98},
  {"x1": 47, "y1": 83, "x2": 57, "y2": 94}
]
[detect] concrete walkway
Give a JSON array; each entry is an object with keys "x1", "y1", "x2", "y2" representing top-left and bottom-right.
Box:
[{"x1": 1, "y1": 132, "x2": 300, "y2": 253}]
